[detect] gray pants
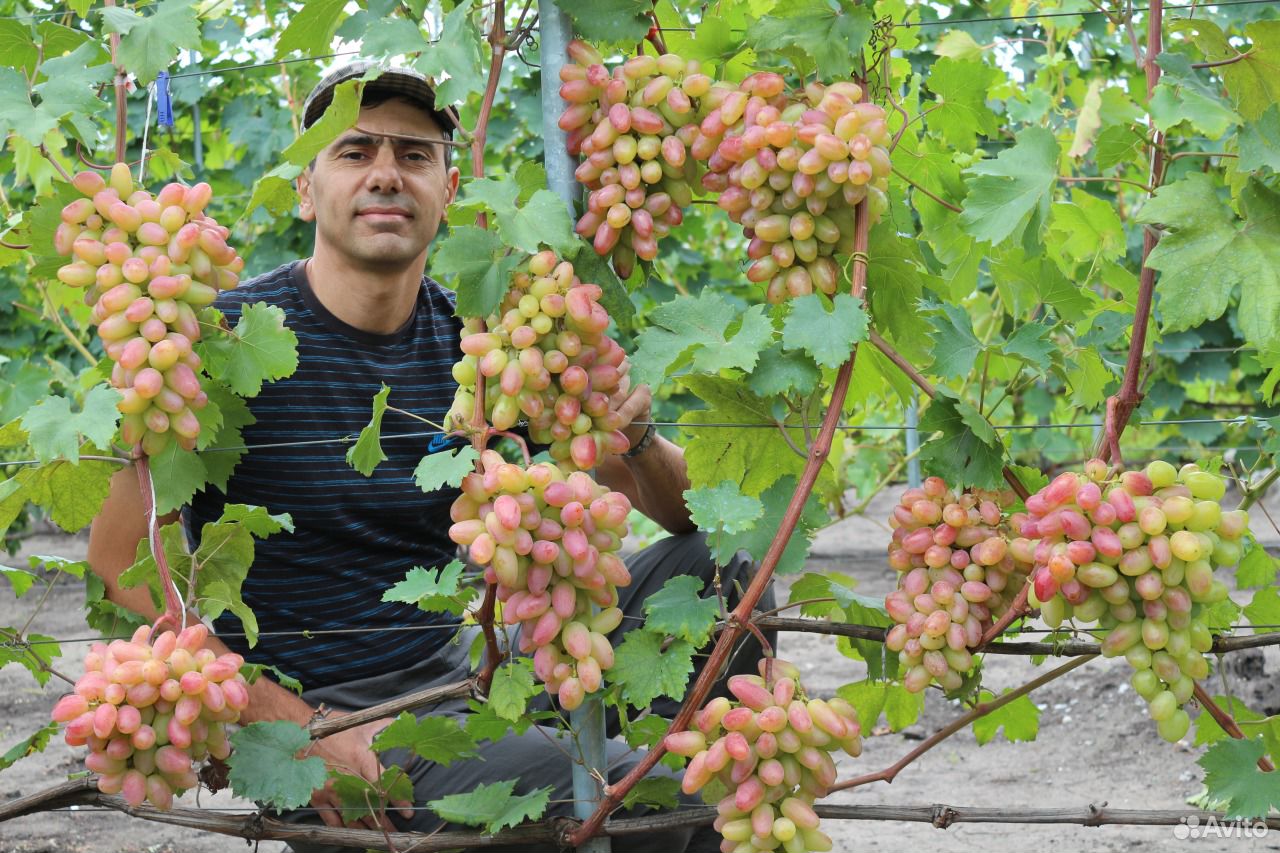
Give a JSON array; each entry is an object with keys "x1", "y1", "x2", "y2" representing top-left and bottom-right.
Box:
[{"x1": 283, "y1": 532, "x2": 775, "y2": 852}]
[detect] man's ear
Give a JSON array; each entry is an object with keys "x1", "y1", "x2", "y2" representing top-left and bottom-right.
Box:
[
  {"x1": 297, "y1": 167, "x2": 315, "y2": 222},
  {"x1": 443, "y1": 165, "x2": 461, "y2": 221}
]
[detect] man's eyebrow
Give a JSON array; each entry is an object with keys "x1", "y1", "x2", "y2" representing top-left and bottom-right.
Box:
[{"x1": 332, "y1": 130, "x2": 453, "y2": 150}]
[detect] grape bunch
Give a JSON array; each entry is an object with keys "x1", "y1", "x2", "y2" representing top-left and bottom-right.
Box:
[
  {"x1": 883, "y1": 477, "x2": 1030, "y2": 693},
  {"x1": 559, "y1": 41, "x2": 712, "y2": 278},
  {"x1": 50, "y1": 623, "x2": 249, "y2": 809},
  {"x1": 667, "y1": 659, "x2": 860, "y2": 853},
  {"x1": 698, "y1": 77, "x2": 893, "y2": 303},
  {"x1": 446, "y1": 250, "x2": 633, "y2": 472},
  {"x1": 448, "y1": 450, "x2": 632, "y2": 709},
  {"x1": 1017, "y1": 460, "x2": 1243, "y2": 742},
  {"x1": 53, "y1": 163, "x2": 244, "y2": 455}
]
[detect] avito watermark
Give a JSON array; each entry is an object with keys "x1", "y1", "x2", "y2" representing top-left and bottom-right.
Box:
[{"x1": 1174, "y1": 815, "x2": 1270, "y2": 840}]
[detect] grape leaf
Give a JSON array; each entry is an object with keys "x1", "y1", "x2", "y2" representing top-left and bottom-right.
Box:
[
  {"x1": 748, "y1": 0, "x2": 873, "y2": 80},
  {"x1": 1215, "y1": 21, "x2": 1280, "y2": 121},
  {"x1": 0, "y1": 20, "x2": 38, "y2": 76},
  {"x1": 712, "y1": 477, "x2": 828, "y2": 576},
  {"x1": 274, "y1": 0, "x2": 347, "y2": 59},
  {"x1": 1137, "y1": 176, "x2": 1280, "y2": 358},
  {"x1": 1244, "y1": 586, "x2": 1280, "y2": 628},
  {"x1": 201, "y1": 303, "x2": 298, "y2": 398},
  {"x1": 487, "y1": 658, "x2": 538, "y2": 722},
  {"x1": 432, "y1": 226, "x2": 522, "y2": 318},
  {"x1": 0, "y1": 457, "x2": 115, "y2": 534},
  {"x1": 347, "y1": 385, "x2": 392, "y2": 477},
  {"x1": 1148, "y1": 56, "x2": 1242, "y2": 139},
  {"x1": 924, "y1": 57, "x2": 1002, "y2": 150},
  {"x1": 641, "y1": 575, "x2": 720, "y2": 646},
  {"x1": 781, "y1": 294, "x2": 868, "y2": 371},
  {"x1": 240, "y1": 662, "x2": 304, "y2": 695},
  {"x1": 360, "y1": 18, "x2": 430, "y2": 59},
  {"x1": 1048, "y1": 190, "x2": 1126, "y2": 264},
  {"x1": 332, "y1": 767, "x2": 414, "y2": 822},
  {"x1": 959, "y1": 126, "x2": 1060, "y2": 246},
  {"x1": 1196, "y1": 696, "x2": 1265, "y2": 747},
  {"x1": 0, "y1": 721, "x2": 57, "y2": 771},
  {"x1": 837, "y1": 680, "x2": 924, "y2": 733},
  {"x1": 557, "y1": 0, "x2": 651, "y2": 43},
  {"x1": 428, "y1": 778, "x2": 551, "y2": 834},
  {"x1": 611, "y1": 630, "x2": 695, "y2": 709},
  {"x1": 457, "y1": 177, "x2": 576, "y2": 256},
  {"x1": 464, "y1": 698, "x2": 534, "y2": 742},
  {"x1": 917, "y1": 393, "x2": 1005, "y2": 490},
  {"x1": 373, "y1": 712, "x2": 478, "y2": 765},
  {"x1": 1237, "y1": 543, "x2": 1278, "y2": 588},
  {"x1": 1199, "y1": 737, "x2": 1280, "y2": 819},
  {"x1": 0, "y1": 564, "x2": 37, "y2": 597},
  {"x1": 99, "y1": 0, "x2": 201, "y2": 84},
  {"x1": 280, "y1": 79, "x2": 362, "y2": 168},
  {"x1": 382, "y1": 560, "x2": 475, "y2": 617},
  {"x1": 227, "y1": 721, "x2": 328, "y2": 812},
  {"x1": 677, "y1": 375, "x2": 809, "y2": 497},
  {"x1": 1003, "y1": 322, "x2": 1057, "y2": 370},
  {"x1": 414, "y1": 445, "x2": 477, "y2": 492},
  {"x1": 148, "y1": 440, "x2": 210, "y2": 515},
  {"x1": 925, "y1": 302, "x2": 984, "y2": 379},
  {"x1": 0, "y1": 630, "x2": 59, "y2": 686},
  {"x1": 787, "y1": 572, "x2": 860, "y2": 619},
  {"x1": 1094, "y1": 124, "x2": 1143, "y2": 171},
  {"x1": 632, "y1": 291, "x2": 774, "y2": 387},
  {"x1": 30, "y1": 41, "x2": 112, "y2": 143},
  {"x1": 972, "y1": 692, "x2": 1040, "y2": 744},
  {"x1": 622, "y1": 776, "x2": 682, "y2": 811},
  {"x1": 20, "y1": 385, "x2": 120, "y2": 464},
  {"x1": 415, "y1": 0, "x2": 486, "y2": 106},
  {"x1": 1238, "y1": 105, "x2": 1280, "y2": 173},
  {"x1": 201, "y1": 383, "x2": 256, "y2": 493},
  {"x1": 684, "y1": 481, "x2": 763, "y2": 537},
  {"x1": 1067, "y1": 79, "x2": 1104, "y2": 158},
  {"x1": 0, "y1": 68, "x2": 57, "y2": 147},
  {"x1": 747, "y1": 344, "x2": 821, "y2": 398}
]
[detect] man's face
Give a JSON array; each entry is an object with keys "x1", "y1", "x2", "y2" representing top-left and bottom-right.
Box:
[{"x1": 298, "y1": 97, "x2": 460, "y2": 271}]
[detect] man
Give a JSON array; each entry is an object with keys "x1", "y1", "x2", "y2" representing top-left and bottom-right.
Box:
[{"x1": 88, "y1": 62, "x2": 767, "y2": 852}]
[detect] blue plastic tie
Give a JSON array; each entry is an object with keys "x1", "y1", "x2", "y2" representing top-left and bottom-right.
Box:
[{"x1": 156, "y1": 71, "x2": 174, "y2": 128}]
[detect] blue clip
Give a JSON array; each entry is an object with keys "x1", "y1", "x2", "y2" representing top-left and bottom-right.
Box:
[{"x1": 156, "y1": 71, "x2": 174, "y2": 129}]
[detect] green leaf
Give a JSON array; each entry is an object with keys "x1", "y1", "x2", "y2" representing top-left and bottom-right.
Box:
[
  {"x1": 1217, "y1": 21, "x2": 1280, "y2": 121},
  {"x1": 1094, "y1": 124, "x2": 1143, "y2": 171},
  {"x1": 0, "y1": 564, "x2": 37, "y2": 597},
  {"x1": 332, "y1": 767, "x2": 414, "y2": 822},
  {"x1": 148, "y1": 439, "x2": 209, "y2": 515},
  {"x1": 747, "y1": 344, "x2": 821, "y2": 398},
  {"x1": 382, "y1": 559, "x2": 475, "y2": 617},
  {"x1": 428, "y1": 778, "x2": 551, "y2": 834},
  {"x1": 100, "y1": 0, "x2": 201, "y2": 84},
  {"x1": 1138, "y1": 176, "x2": 1280, "y2": 357},
  {"x1": 281, "y1": 79, "x2": 362, "y2": 168},
  {"x1": 622, "y1": 776, "x2": 682, "y2": 811},
  {"x1": 274, "y1": 0, "x2": 347, "y2": 59},
  {"x1": 0, "y1": 631, "x2": 59, "y2": 686},
  {"x1": 458, "y1": 177, "x2": 577, "y2": 256},
  {"x1": 228, "y1": 722, "x2": 328, "y2": 812},
  {"x1": 202, "y1": 303, "x2": 299, "y2": 398},
  {"x1": 200, "y1": 383, "x2": 256, "y2": 493},
  {"x1": 488, "y1": 658, "x2": 538, "y2": 722},
  {"x1": 641, "y1": 575, "x2": 720, "y2": 646},
  {"x1": 0, "y1": 721, "x2": 57, "y2": 771},
  {"x1": 678, "y1": 375, "x2": 809, "y2": 497},
  {"x1": 432, "y1": 226, "x2": 522, "y2": 318},
  {"x1": 1239, "y1": 105, "x2": 1280, "y2": 173},
  {"x1": 925, "y1": 58, "x2": 1002, "y2": 150},
  {"x1": 748, "y1": 0, "x2": 873, "y2": 80},
  {"x1": 415, "y1": 0, "x2": 486, "y2": 105},
  {"x1": 557, "y1": 0, "x2": 651, "y2": 43},
  {"x1": 1066, "y1": 348, "x2": 1114, "y2": 409},
  {"x1": 711, "y1": 477, "x2": 826, "y2": 576},
  {"x1": 1237, "y1": 543, "x2": 1278, "y2": 588},
  {"x1": 1244, "y1": 586, "x2": 1280, "y2": 628},
  {"x1": 1048, "y1": 189, "x2": 1126, "y2": 264},
  {"x1": 20, "y1": 386, "x2": 121, "y2": 464},
  {"x1": 31, "y1": 41, "x2": 112, "y2": 143},
  {"x1": 464, "y1": 698, "x2": 534, "y2": 742},
  {"x1": 373, "y1": 712, "x2": 478, "y2": 765},
  {"x1": 1003, "y1": 322, "x2": 1057, "y2": 369},
  {"x1": 1199, "y1": 737, "x2": 1280, "y2": 819},
  {"x1": 684, "y1": 480, "x2": 763, "y2": 537},
  {"x1": 780, "y1": 294, "x2": 868, "y2": 371},
  {"x1": 360, "y1": 18, "x2": 430, "y2": 59},
  {"x1": 414, "y1": 445, "x2": 478, "y2": 493},
  {"x1": 0, "y1": 20, "x2": 39, "y2": 76},
  {"x1": 347, "y1": 385, "x2": 392, "y2": 477},
  {"x1": 1196, "y1": 696, "x2": 1264, "y2": 747},
  {"x1": 1149, "y1": 79, "x2": 1241, "y2": 139},
  {"x1": 240, "y1": 662, "x2": 304, "y2": 695},
  {"x1": 972, "y1": 692, "x2": 1040, "y2": 744},
  {"x1": 0, "y1": 67, "x2": 57, "y2": 145},
  {"x1": 917, "y1": 393, "x2": 1005, "y2": 490},
  {"x1": 0, "y1": 458, "x2": 115, "y2": 534},
  {"x1": 934, "y1": 30, "x2": 983, "y2": 61},
  {"x1": 632, "y1": 290, "x2": 774, "y2": 387},
  {"x1": 925, "y1": 303, "x2": 984, "y2": 379},
  {"x1": 612, "y1": 630, "x2": 695, "y2": 709},
  {"x1": 837, "y1": 680, "x2": 923, "y2": 733},
  {"x1": 959, "y1": 127, "x2": 1060, "y2": 246}
]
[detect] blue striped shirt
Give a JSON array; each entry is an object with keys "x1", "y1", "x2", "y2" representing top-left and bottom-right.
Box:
[{"x1": 186, "y1": 260, "x2": 466, "y2": 689}]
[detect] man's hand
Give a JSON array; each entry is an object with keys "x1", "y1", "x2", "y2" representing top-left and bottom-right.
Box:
[
  {"x1": 308, "y1": 715, "x2": 413, "y2": 831},
  {"x1": 611, "y1": 382, "x2": 654, "y2": 450}
]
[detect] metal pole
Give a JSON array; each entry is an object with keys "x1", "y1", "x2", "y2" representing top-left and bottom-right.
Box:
[
  {"x1": 188, "y1": 50, "x2": 203, "y2": 174},
  {"x1": 905, "y1": 398, "x2": 921, "y2": 488},
  {"x1": 538, "y1": 4, "x2": 609, "y2": 850}
]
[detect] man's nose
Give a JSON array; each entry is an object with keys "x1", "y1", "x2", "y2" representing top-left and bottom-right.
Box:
[{"x1": 364, "y1": 142, "x2": 404, "y2": 193}]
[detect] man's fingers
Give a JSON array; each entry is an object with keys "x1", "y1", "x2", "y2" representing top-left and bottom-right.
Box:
[{"x1": 394, "y1": 799, "x2": 415, "y2": 820}]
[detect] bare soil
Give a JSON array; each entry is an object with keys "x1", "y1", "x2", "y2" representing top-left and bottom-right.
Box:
[{"x1": 4, "y1": 489, "x2": 1280, "y2": 852}]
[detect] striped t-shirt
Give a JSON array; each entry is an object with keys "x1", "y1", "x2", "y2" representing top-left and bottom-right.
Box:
[{"x1": 185, "y1": 260, "x2": 466, "y2": 690}]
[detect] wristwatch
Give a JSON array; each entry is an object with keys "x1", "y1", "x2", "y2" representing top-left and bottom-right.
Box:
[{"x1": 622, "y1": 422, "x2": 656, "y2": 458}]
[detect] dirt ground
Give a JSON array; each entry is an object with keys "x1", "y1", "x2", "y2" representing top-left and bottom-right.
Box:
[{"x1": 4, "y1": 490, "x2": 1280, "y2": 852}]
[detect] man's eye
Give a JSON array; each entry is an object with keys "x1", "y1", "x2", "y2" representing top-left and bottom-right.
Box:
[
  {"x1": 403, "y1": 151, "x2": 431, "y2": 162},
  {"x1": 340, "y1": 150, "x2": 367, "y2": 160}
]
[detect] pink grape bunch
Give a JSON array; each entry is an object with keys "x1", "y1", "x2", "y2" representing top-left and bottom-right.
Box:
[
  {"x1": 883, "y1": 477, "x2": 1030, "y2": 693},
  {"x1": 448, "y1": 450, "x2": 632, "y2": 710},
  {"x1": 50, "y1": 623, "x2": 250, "y2": 809},
  {"x1": 559, "y1": 41, "x2": 711, "y2": 279},
  {"x1": 53, "y1": 163, "x2": 245, "y2": 455},
  {"x1": 1015, "y1": 460, "x2": 1244, "y2": 742},
  {"x1": 698, "y1": 77, "x2": 892, "y2": 302},
  {"x1": 446, "y1": 250, "x2": 633, "y2": 472},
  {"x1": 666, "y1": 659, "x2": 861, "y2": 853}
]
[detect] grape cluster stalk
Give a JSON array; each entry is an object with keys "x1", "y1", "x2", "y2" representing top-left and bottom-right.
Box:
[
  {"x1": 51, "y1": 624, "x2": 249, "y2": 809},
  {"x1": 669, "y1": 659, "x2": 861, "y2": 853},
  {"x1": 884, "y1": 477, "x2": 1031, "y2": 692},
  {"x1": 445, "y1": 250, "x2": 633, "y2": 472},
  {"x1": 53, "y1": 163, "x2": 243, "y2": 455},
  {"x1": 448, "y1": 450, "x2": 632, "y2": 708},
  {"x1": 1016, "y1": 460, "x2": 1244, "y2": 741}
]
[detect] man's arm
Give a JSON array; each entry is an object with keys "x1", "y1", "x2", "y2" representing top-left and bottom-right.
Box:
[
  {"x1": 596, "y1": 384, "x2": 695, "y2": 535},
  {"x1": 87, "y1": 467, "x2": 407, "y2": 829}
]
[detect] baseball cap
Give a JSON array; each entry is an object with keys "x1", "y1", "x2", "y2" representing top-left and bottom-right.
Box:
[{"x1": 301, "y1": 60, "x2": 460, "y2": 134}]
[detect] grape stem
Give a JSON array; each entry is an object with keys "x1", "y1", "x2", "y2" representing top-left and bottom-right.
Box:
[
  {"x1": 134, "y1": 455, "x2": 185, "y2": 635},
  {"x1": 976, "y1": 584, "x2": 1030, "y2": 649},
  {"x1": 103, "y1": 0, "x2": 127, "y2": 163},
  {"x1": 36, "y1": 280, "x2": 99, "y2": 368},
  {"x1": 830, "y1": 654, "x2": 1097, "y2": 793},
  {"x1": 1193, "y1": 683, "x2": 1276, "y2": 772}
]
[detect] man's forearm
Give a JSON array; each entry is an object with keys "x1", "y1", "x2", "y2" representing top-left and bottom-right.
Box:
[{"x1": 623, "y1": 435, "x2": 695, "y2": 533}]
